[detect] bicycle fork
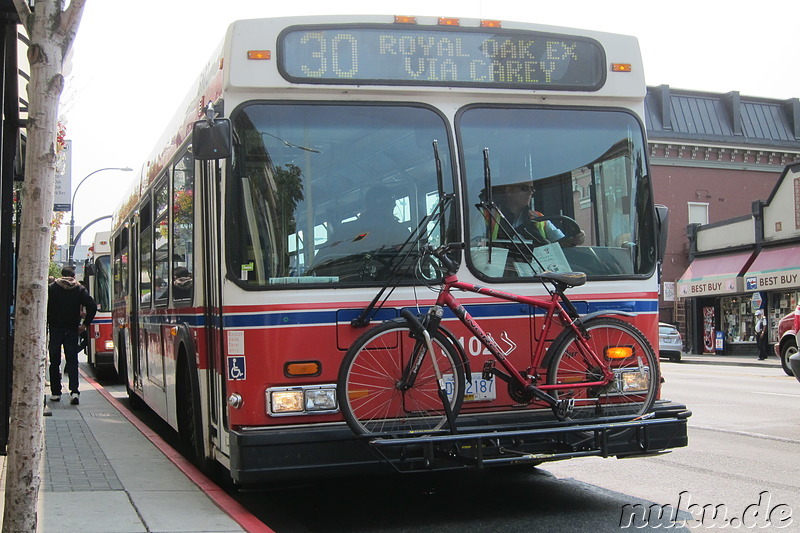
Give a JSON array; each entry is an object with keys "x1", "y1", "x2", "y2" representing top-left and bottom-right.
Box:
[{"x1": 399, "y1": 308, "x2": 459, "y2": 434}]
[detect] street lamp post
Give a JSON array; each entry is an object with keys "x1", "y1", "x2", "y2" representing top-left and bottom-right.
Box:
[{"x1": 68, "y1": 166, "x2": 133, "y2": 266}]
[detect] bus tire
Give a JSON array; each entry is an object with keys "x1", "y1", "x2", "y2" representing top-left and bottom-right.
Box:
[
  {"x1": 115, "y1": 334, "x2": 128, "y2": 385},
  {"x1": 176, "y1": 351, "x2": 207, "y2": 471}
]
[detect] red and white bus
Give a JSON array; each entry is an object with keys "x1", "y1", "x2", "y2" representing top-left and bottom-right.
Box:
[
  {"x1": 83, "y1": 231, "x2": 115, "y2": 378},
  {"x1": 111, "y1": 15, "x2": 688, "y2": 483}
]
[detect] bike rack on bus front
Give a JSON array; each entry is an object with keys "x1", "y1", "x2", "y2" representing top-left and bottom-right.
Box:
[{"x1": 362, "y1": 407, "x2": 691, "y2": 473}]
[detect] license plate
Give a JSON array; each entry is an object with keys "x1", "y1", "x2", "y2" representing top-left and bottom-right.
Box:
[{"x1": 443, "y1": 372, "x2": 496, "y2": 402}]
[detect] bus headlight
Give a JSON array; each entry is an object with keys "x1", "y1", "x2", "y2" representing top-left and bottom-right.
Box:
[
  {"x1": 267, "y1": 385, "x2": 338, "y2": 416},
  {"x1": 305, "y1": 388, "x2": 337, "y2": 411},
  {"x1": 104, "y1": 340, "x2": 115, "y2": 351}
]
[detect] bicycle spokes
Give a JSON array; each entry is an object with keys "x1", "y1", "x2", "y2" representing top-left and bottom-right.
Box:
[
  {"x1": 340, "y1": 321, "x2": 464, "y2": 436},
  {"x1": 546, "y1": 317, "x2": 658, "y2": 421}
]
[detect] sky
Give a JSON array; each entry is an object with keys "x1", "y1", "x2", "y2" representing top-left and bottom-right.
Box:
[{"x1": 55, "y1": 0, "x2": 799, "y2": 248}]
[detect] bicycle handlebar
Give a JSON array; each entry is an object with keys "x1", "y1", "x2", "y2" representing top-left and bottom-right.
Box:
[{"x1": 427, "y1": 242, "x2": 465, "y2": 274}]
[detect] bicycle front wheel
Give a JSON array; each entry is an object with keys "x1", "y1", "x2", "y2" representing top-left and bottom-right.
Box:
[
  {"x1": 546, "y1": 317, "x2": 659, "y2": 421},
  {"x1": 338, "y1": 319, "x2": 465, "y2": 436}
]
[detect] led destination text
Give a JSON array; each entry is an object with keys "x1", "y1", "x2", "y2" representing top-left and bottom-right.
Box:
[{"x1": 281, "y1": 27, "x2": 605, "y2": 89}]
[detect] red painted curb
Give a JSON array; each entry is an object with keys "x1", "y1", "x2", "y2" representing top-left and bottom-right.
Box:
[{"x1": 81, "y1": 369, "x2": 274, "y2": 533}]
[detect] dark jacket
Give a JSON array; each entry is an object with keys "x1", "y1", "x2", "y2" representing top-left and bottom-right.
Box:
[{"x1": 47, "y1": 276, "x2": 97, "y2": 329}]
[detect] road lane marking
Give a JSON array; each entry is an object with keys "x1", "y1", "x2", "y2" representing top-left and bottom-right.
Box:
[
  {"x1": 753, "y1": 391, "x2": 800, "y2": 398},
  {"x1": 692, "y1": 425, "x2": 800, "y2": 445}
]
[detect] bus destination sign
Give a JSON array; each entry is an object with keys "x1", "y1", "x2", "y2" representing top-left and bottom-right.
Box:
[{"x1": 279, "y1": 26, "x2": 606, "y2": 90}]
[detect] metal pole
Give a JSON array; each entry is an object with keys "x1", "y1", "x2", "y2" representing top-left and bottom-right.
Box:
[{"x1": 68, "y1": 166, "x2": 132, "y2": 266}]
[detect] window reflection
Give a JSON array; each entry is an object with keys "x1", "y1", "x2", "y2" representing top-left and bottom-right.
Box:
[
  {"x1": 460, "y1": 107, "x2": 654, "y2": 279},
  {"x1": 228, "y1": 104, "x2": 455, "y2": 286}
]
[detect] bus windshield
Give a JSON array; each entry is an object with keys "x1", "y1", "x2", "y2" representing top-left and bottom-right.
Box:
[
  {"x1": 460, "y1": 106, "x2": 656, "y2": 279},
  {"x1": 228, "y1": 103, "x2": 455, "y2": 286}
]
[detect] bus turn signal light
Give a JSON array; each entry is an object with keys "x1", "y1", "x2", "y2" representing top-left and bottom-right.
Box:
[
  {"x1": 606, "y1": 346, "x2": 633, "y2": 359},
  {"x1": 247, "y1": 50, "x2": 271, "y2": 60},
  {"x1": 286, "y1": 361, "x2": 320, "y2": 376}
]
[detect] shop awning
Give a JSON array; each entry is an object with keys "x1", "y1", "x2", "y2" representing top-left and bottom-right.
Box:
[
  {"x1": 676, "y1": 251, "x2": 755, "y2": 297},
  {"x1": 743, "y1": 245, "x2": 800, "y2": 292}
]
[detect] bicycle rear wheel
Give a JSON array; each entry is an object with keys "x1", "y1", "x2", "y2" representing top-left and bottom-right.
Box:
[
  {"x1": 546, "y1": 317, "x2": 659, "y2": 421},
  {"x1": 338, "y1": 318, "x2": 465, "y2": 436}
]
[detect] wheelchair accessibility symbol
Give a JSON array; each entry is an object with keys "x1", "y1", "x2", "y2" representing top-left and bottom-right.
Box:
[{"x1": 227, "y1": 356, "x2": 246, "y2": 381}]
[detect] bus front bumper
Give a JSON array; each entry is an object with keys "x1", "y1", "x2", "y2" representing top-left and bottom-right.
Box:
[{"x1": 229, "y1": 399, "x2": 690, "y2": 484}]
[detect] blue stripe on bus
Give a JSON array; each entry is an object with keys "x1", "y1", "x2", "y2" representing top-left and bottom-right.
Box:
[
  {"x1": 131, "y1": 300, "x2": 657, "y2": 329},
  {"x1": 217, "y1": 299, "x2": 657, "y2": 329}
]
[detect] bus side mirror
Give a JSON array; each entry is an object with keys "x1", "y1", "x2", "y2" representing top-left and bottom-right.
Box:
[
  {"x1": 192, "y1": 118, "x2": 232, "y2": 160},
  {"x1": 655, "y1": 204, "x2": 669, "y2": 262}
]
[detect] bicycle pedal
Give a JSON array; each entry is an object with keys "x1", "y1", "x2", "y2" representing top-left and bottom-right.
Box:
[
  {"x1": 481, "y1": 360, "x2": 496, "y2": 380},
  {"x1": 556, "y1": 398, "x2": 575, "y2": 419}
]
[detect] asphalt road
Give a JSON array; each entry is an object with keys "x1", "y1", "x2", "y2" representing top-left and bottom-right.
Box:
[
  {"x1": 544, "y1": 361, "x2": 800, "y2": 531},
  {"x1": 108, "y1": 360, "x2": 800, "y2": 532},
  {"x1": 236, "y1": 361, "x2": 800, "y2": 532}
]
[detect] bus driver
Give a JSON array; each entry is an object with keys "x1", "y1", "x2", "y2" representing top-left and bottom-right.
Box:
[{"x1": 488, "y1": 180, "x2": 585, "y2": 247}]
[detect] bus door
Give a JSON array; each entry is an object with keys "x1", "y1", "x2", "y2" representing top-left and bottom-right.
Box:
[
  {"x1": 139, "y1": 189, "x2": 169, "y2": 415},
  {"x1": 127, "y1": 220, "x2": 143, "y2": 394},
  {"x1": 199, "y1": 159, "x2": 225, "y2": 450}
]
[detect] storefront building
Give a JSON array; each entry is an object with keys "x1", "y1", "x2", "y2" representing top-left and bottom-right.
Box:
[{"x1": 677, "y1": 163, "x2": 800, "y2": 355}]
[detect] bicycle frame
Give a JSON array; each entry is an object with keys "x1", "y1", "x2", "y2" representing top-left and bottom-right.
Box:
[{"x1": 433, "y1": 273, "x2": 614, "y2": 396}]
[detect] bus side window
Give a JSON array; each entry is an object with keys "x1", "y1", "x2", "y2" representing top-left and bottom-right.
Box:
[
  {"x1": 139, "y1": 202, "x2": 153, "y2": 306},
  {"x1": 154, "y1": 178, "x2": 169, "y2": 306},
  {"x1": 172, "y1": 150, "x2": 194, "y2": 302}
]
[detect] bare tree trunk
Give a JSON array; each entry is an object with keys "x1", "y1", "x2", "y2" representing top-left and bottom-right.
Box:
[{"x1": 3, "y1": 2, "x2": 86, "y2": 531}]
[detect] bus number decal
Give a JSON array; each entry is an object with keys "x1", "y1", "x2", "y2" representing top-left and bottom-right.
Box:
[{"x1": 459, "y1": 333, "x2": 517, "y2": 357}]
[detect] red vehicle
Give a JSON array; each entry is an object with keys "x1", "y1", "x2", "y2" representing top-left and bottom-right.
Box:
[
  {"x1": 775, "y1": 305, "x2": 800, "y2": 376},
  {"x1": 83, "y1": 231, "x2": 116, "y2": 379}
]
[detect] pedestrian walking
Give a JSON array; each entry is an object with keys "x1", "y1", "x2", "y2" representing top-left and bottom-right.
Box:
[
  {"x1": 754, "y1": 309, "x2": 769, "y2": 360},
  {"x1": 48, "y1": 266, "x2": 97, "y2": 405}
]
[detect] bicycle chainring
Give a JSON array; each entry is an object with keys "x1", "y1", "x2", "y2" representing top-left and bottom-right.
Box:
[{"x1": 507, "y1": 372, "x2": 535, "y2": 404}]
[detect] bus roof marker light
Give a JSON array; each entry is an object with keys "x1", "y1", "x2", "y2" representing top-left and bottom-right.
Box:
[
  {"x1": 438, "y1": 17, "x2": 460, "y2": 26},
  {"x1": 611, "y1": 63, "x2": 632, "y2": 72},
  {"x1": 480, "y1": 20, "x2": 502, "y2": 28},
  {"x1": 394, "y1": 15, "x2": 417, "y2": 24},
  {"x1": 247, "y1": 50, "x2": 271, "y2": 60}
]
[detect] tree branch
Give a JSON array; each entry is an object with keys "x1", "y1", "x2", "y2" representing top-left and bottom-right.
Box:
[{"x1": 59, "y1": 0, "x2": 87, "y2": 37}]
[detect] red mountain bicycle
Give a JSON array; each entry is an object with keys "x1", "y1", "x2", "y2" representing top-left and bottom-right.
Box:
[{"x1": 338, "y1": 242, "x2": 659, "y2": 437}]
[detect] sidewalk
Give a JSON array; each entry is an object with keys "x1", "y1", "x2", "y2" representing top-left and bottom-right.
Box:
[
  {"x1": 0, "y1": 366, "x2": 272, "y2": 533},
  {"x1": 668, "y1": 351, "x2": 783, "y2": 369}
]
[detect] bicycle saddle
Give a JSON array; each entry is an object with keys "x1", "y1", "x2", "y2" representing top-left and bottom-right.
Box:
[{"x1": 534, "y1": 271, "x2": 586, "y2": 288}]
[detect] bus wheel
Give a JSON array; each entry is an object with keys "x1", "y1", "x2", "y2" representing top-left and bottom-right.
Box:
[
  {"x1": 177, "y1": 354, "x2": 207, "y2": 471},
  {"x1": 116, "y1": 337, "x2": 127, "y2": 385}
]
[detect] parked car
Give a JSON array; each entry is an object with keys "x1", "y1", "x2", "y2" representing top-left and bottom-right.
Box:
[
  {"x1": 775, "y1": 306, "x2": 799, "y2": 376},
  {"x1": 659, "y1": 322, "x2": 683, "y2": 362}
]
